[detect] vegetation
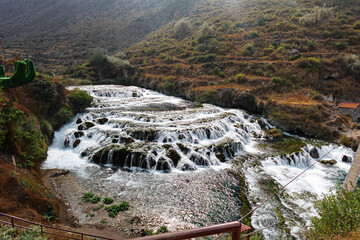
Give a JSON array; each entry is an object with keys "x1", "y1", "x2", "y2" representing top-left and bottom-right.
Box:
[
  {"x1": 105, "y1": 201, "x2": 130, "y2": 218},
  {"x1": 0, "y1": 226, "x2": 46, "y2": 240},
  {"x1": 158, "y1": 225, "x2": 169, "y2": 233},
  {"x1": 103, "y1": 197, "x2": 114, "y2": 205},
  {"x1": 68, "y1": 90, "x2": 93, "y2": 113},
  {"x1": 307, "y1": 187, "x2": 360, "y2": 239}
]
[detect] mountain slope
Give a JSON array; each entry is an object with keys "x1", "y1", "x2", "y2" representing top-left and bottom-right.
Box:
[
  {"x1": 121, "y1": 0, "x2": 360, "y2": 140},
  {"x1": 0, "y1": 0, "x2": 202, "y2": 69}
]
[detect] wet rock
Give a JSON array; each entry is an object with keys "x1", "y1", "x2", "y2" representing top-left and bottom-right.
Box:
[
  {"x1": 309, "y1": 147, "x2": 319, "y2": 159},
  {"x1": 320, "y1": 159, "x2": 337, "y2": 165},
  {"x1": 342, "y1": 155, "x2": 352, "y2": 163},
  {"x1": 51, "y1": 170, "x2": 70, "y2": 178},
  {"x1": 163, "y1": 137, "x2": 173, "y2": 143},
  {"x1": 85, "y1": 121, "x2": 95, "y2": 129},
  {"x1": 166, "y1": 149, "x2": 181, "y2": 167},
  {"x1": 215, "y1": 152, "x2": 226, "y2": 162},
  {"x1": 74, "y1": 131, "x2": 84, "y2": 138},
  {"x1": 177, "y1": 143, "x2": 190, "y2": 154},
  {"x1": 190, "y1": 153, "x2": 210, "y2": 166},
  {"x1": 178, "y1": 134, "x2": 186, "y2": 140},
  {"x1": 97, "y1": 118, "x2": 108, "y2": 125},
  {"x1": 76, "y1": 118, "x2": 82, "y2": 124},
  {"x1": 181, "y1": 163, "x2": 197, "y2": 171},
  {"x1": 156, "y1": 158, "x2": 171, "y2": 172},
  {"x1": 130, "y1": 129, "x2": 157, "y2": 141},
  {"x1": 73, "y1": 139, "x2": 81, "y2": 148},
  {"x1": 256, "y1": 119, "x2": 267, "y2": 129},
  {"x1": 64, "y1": 137, "x2": 70, "y2": 147}
]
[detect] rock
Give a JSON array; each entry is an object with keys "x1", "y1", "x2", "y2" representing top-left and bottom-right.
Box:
[
  {"x1": 309, "y1": 147, "x2": 319, "y2": 159},
  {"x1": 84, "y1": 121, "x2": 95, "y2": 129},
  {"x1": 64, "y1": 137, "x2": 70, "y2": 147},
  {"x1": 73, "y1": 139, "x2": 81, "y2": 148},
  {"x1": 181, "y1": 163, "x2": 197, "y2": 171},
  {"x1": 97, "y1": 117, "x2": 108, "y2": 125},
  {"x1": 190, "y1": 153, "x2": 210, "y2": 166},
  {"x1": 156, "y1": 158, "x2": 172, "y2": 172},
  {"x1": 342, "y1": 155, "x2": 352, "y2": 163},
  {"x1": 232, "y1": 92, "x2": 259, "y2": 113},
  {"x1": 320, "y1": 159, "x2": 337, "y2": 165},
  {"x1": 76, "y1": 118, "x2": 82, "y2": 124},
  {"x1": 74, "y1": 131, "x2": 84, "y2": 138},
  {"x1": 257, "y1": 119, "x2": 267, "y2": 129},
  {"x1": 215, "y1": 152, "x2": 226, "y2": 162},
  {"x1": 166, "y1": 149, "x2": 181, "y2": 167}
]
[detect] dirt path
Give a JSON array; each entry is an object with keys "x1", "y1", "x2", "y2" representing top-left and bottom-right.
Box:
[{"x1": 42, "y1": 169, "x2": 132, "y2": 239}]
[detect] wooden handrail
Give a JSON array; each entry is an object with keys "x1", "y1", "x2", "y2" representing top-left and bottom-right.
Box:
[{"x1": 130, "y1": 221, "x2": 251, "y2": 240}]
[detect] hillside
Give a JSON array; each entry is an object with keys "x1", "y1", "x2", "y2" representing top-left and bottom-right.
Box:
[
  {"x1": 0, "y1": 0, "x2": 203, "y2": 71},
  {"x1": 116, "y1": 0, "x2": 360, "y2": 142}
]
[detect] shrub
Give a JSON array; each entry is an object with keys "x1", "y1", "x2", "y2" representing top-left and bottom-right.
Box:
[
  {"x1": 299, "y1": 6, "x2": 335, "y2": 26},
  {"x1": 188, "y1": 54, "x2": 215, "y2": 63},
  {"x1": 158, "y1": 226, "x2": 169, "y2": 233},
  {"x1": 272, "y1": 76, "x2": 285, "y2": 84},
  {"x1": 298, "y1": 57, "x2": 324, "y2": 72},
  {"x1": 103, "y1": 197, "x2": 114, "y2": 205},
  {"x1": 246, "y1": 31, "x2": 259, "y2": 39},
  {"x1": 68, "y1": 90, "x2": 93, "y2": 113},
  {"x1": 334, "y1": 41, "x2": 348, "y2": 50},
  {"x1": 353, "y1": 21, "x2": 360, "y2": 30},
  {"x1": 174, "y1": 19, "x2": 192, "y2": 40},
  {"x1": 307, "y1": 187, "x2": 360, "y2": 239},
  {"x1": 105, "y1": 201, "x2": 130, "y2": 218},
  {"x1": 164, "y1": 56, "x2": 174, "y2": 64},
  {"x1": 340, "y1": 135, "x2": 351, "y2": 148},
  {"x1": 213, "y1": 67, "x2": 225, "y2": 78},
  {"x1": 240, "y1": 43, "x2": 255, "y2": 56},
  {"x1": 53, "y1": 107, "x2": 74, "y2": 128},
  {"x1": 91, "y1": 196, "x2": 101, "y2": 204},
  {"x1": 119, "y1": 201, "x2": 130, "y2": 211},
  {"x1": 342, "y1": 54, "x2": 360, "y2": 76},
  {"x1": 235, "y1": 73, "x2": 246, "y2": 83},
  {"x1": 82, "y1": 192, "x2": 94, "y2": 202}
]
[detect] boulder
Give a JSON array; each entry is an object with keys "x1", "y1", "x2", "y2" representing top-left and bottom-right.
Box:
[
  {"x1": 181, "y1": 163, "x2": 197, "y2": 171},
  {"x1": 76, "y1": 118, "x2": 82, "y2": 124},
  {"x1": 73, "y1": 139, "x2": 81, "y2": 148},
  {"x1": 342, "y1": 155, "x2": 352, "y2": 163},
  {"x1": 257, "y1": 119, "x2": 267, "y2": 129},
  {"x1": 74, "y1": 131, "x2": 84, "y2": 138},
  {"x1": 166, "y1": 149, "x2": 181, "y2": 167},
  {"x1": 215, "y1": 152, "x2": 226, "y2": 162},
  {"x1": 97, "y1": 118, "x2": 108, "y2": 125},
  {"x1": 309, "y1": 147, "x2": 319, "y2": 159},
  {"x1": 320, "y1": 159, "x2": 337, "y2": 165},
  {"x1": 156, "y1": 158, "x2": 172, "y2": 172}
]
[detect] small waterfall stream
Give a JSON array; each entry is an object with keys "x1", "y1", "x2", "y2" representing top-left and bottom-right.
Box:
[{"x1": 43, "y1": 85, "x2": 355, "y2": 239}]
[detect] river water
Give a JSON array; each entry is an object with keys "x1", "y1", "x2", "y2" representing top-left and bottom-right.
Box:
[{"x1": 43, "y1": 85, "x2": 355, "y2": 239}]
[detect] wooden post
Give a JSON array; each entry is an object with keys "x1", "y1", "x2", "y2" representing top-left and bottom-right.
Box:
[
  {"x1": 343, "y1": 145, "x2": 360, "y2": 191},
  {"x1": 232, "y1": 230, "x2": 241, "y2": 240}
]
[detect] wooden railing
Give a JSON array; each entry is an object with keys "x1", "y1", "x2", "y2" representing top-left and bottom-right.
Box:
[
  {"x1": 130, "y1": 221, "x2": 251, "y2": 240},
  {"x1": 0, "y1": 212, "x2": 113, "y2": 240},
  {"x1": 0, "y1": 212, "x2": 251, "y2": 240}
]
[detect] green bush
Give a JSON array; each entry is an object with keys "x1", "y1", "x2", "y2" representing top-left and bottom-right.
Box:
[
  {"x1": 0, "y1": 226, "x2": 46, "y2": 240},
  {"x1": 307, "y1": 187, "x2": 360, "y2": 239},
  {"x1": 353, "y1": 21, "x2": 360, "y2": 30},
  {"x1": 240, "y1": 43, "x2": 255, "y2": 56},
  {"x1": 235, "y1": 73, "x2": 246, "y2": 83},
  {"x1": 158, "y1": 225, "x2": 169, "y2": 233},
  {"x1": 188, "y1": 54, "x2": 215, "y2": 63},
  {"x1": 213, "y1": 67, "x2": 225, "y2": 78},
  {"x1": 119, "y1": 201, "x2": 130, "y2": 211},
  {"x1": 103, "y1": 197, "x2": 114, "y2": 205},
  {"x1": 246, "y1": 31, "x2": 259, "y2": 39},
  {"x1": 82, "y1": 192, "x2": 94, "y2": 202},
  {"x1": 334, "y1": 41, "x2": 348, "y2": 50},
  {"x1": 272, "y1": 76, "x2": 285, "y2": 84},
  {"x1": 105, "y1": 201, "x2": 130, "y2": 218},
  {"x1": 68, "y1": 90, "x2": 93, "y2": 113},
  {"x1": 91, "y1": 196, "x2": 101, "y2": 204},
  {"x1": 53, "y1": 107, "x2": 74, "y2": 128},
  {"x1": 298, "y1": 57, "x2": 324, "y2": 72}
]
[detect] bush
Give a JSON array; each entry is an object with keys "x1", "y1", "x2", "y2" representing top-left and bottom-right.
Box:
[
  {"x1": 353, "y1": 21, "x2": 360, "y2": 30},
  {"x1": 91, "y1": 196, "x2": 101, "y2": 204},
  {"x1": 213, "y1": 67, "x2": 225, "y2": 78},
  {"x1": 340, "y1": 135, "x2": 351, "y2": 148},
  {"x1": 240, "y1": 43, "x2": 255, "y2": 56},
  {"x1": 158, "y1": 226, "x2": 169, "y2": 233},
  {"x1": 342, "y1": 54, "x2": 360, "y2": 76},
  {"x1": 0, "y1": 226, "x2": 47, "y2": 240},
  {"x1": 174, "y1": 19, "x2": 192, "y2": 40},
  {"x1": 68, "y1": 90, "x2": 93, "y2": 113},
  {"x1": 82, "y1": 192, "x2": 94, "y2": 202},
  {"x1": 299, "y1": 6, "x2": 335, "y2": 26},
  {"x1": 103, "y1": 197, "x2": 114, "y2": 205},
  {"x1": 307, "y1": 187, "x2": 360, "y2": 239},
  {"x1": 53, "y1": 107, "x2": 73, "y2": 128},
  {"x1": 298, "y1": 57, "x2": 324, "y2": 72},
  {"x1": 188, "y1": 54, "x2": 215, "y2": 63},
  {"x1": 246, "y1": 31, "x2": 259, "y2": 39},
  {"x1": 272, "y1": 76, "x2": 285, "y2": 84},
  {"x1": 334, "y1": 41, "x2": 348, "y2": 50},
  {"x1": 105, "y1": 201, "x2": 130, "y2": 218},
  {"x1": 235, "y1": 73, "x2": 246, "y2": 83}
]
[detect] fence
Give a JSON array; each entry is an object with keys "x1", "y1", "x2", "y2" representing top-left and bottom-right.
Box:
[{"x1": 0, "y1": 212, "x2": 113, "y2": 240}]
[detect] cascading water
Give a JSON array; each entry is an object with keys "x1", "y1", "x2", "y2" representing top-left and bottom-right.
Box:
[{"x1": 43, "y1": 85, "x2": 355, "y2": 239}]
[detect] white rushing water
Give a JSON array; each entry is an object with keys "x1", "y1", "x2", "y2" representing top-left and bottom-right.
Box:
[{"x1": 43, "y1": 85, "x2": 355, "y2": 239}]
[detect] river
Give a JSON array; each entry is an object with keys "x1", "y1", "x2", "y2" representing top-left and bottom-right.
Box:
[{"x1": 42, "y1": 85, "x2": 355, "y2": 239}]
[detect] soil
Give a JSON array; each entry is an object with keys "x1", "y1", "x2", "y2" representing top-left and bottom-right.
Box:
[{"x1": 42, "y1": 169, "x2": 132, "y2": 240}]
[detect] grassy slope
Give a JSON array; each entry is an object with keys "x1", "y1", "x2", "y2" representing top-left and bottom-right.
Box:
[
  {"x1": 0, "y1": 0, "x2": 202, "y2": 71},
  {"x1": 123, "y1": 0, "x2": 359, "y2": 140}
]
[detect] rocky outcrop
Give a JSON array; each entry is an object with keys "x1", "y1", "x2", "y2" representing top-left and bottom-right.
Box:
[{"x1": 320, "y1": 159, "x2": 337, "y2": 165}]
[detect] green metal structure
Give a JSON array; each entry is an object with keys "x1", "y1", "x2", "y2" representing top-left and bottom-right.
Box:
[{"x1": 0, "y1": 59, "x2": 35, "y2": 88}]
